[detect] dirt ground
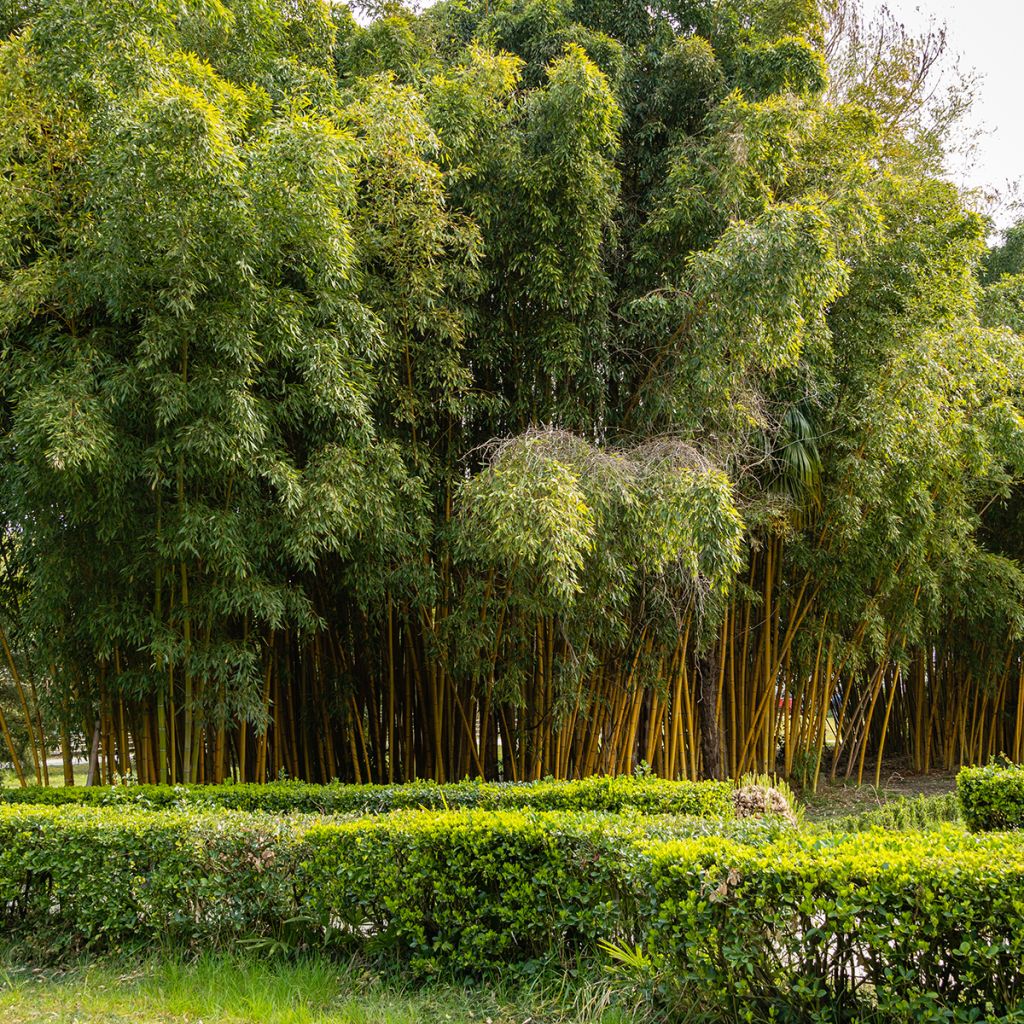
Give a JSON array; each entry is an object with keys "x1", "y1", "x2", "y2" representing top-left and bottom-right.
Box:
[{"x1": 801, "y1": 758, "x2": 958, "y2": 821}]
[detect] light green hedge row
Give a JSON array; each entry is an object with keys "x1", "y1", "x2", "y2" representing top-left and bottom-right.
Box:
[
  {"x1": 2, "y1": 804, "x2": 1022, "y2": 1020},
  {"x1": 643, "y1": 829, "x2": 1024, "y2": 1021},
  {"x1": 958, "y1": 762, "x2": 1024, "y2": 831},
  {"x1": 0, "y1": 775, "x2": 734, "y2": 818}
]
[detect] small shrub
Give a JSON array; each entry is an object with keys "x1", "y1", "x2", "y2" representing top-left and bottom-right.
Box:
[
  {"x1": 958, "y1": 761, "x2": 1024, "y2": 831},
  {"x1": 733, "y1": 773, "x2": 803, "y2": 827},
  {"x1": 732, "y1": 784, "x2": 797, "y2": 826}
]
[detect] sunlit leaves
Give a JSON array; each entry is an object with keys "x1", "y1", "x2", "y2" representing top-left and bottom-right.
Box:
[
  {"x1": 456, "y1": 432, "x2": 744, "y2": 612},
  {"x1": 635, "y1": 460, "x2": 744, "y2": 595},
  {"x1": 458, "y1": 435, "x2": 596, "y2": 604},
  {"x1": 0, "y1": 0, "x2": 393, "y2": 709}
]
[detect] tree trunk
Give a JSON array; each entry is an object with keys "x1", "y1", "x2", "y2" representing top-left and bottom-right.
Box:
[
  {"x1": 85, "y1": 720, "x2": 101, "y2": 787},
  {"x1": 697, "y1": 646, "x2": 723, "y2": 781},
  {"x1": 60, "y1": 725, "x2": 75, "y2": 786}
]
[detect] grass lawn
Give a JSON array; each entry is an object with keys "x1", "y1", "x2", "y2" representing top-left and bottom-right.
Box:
[
  {"x1": 0, "y1": 949, "x2": 630, "y2": 1024},
  {"x1": 0, "y1": 763, "x2": 89, "y2": 788}
]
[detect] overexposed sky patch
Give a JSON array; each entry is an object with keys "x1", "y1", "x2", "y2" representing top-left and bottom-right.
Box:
[{"x1": 864, "y1": 0, "x2": 1023, "y2": 227}]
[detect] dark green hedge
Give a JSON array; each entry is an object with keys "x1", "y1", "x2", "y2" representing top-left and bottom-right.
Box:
[
  {"x1": 0, "y1": 805, "x2": 304, "y2": 952},
  {"x1": 0, "y1": 775, "x2": 733, "y2": 818},
  {"x1": 2, "y1": 804, "x2": 1022, "y2": 1020},
  {"x1": 958, "y1": 762, "x2": 1024, "y2": 831},
  {"x1": 302, "y1": 810, "x2": 632, "y2": 973}
]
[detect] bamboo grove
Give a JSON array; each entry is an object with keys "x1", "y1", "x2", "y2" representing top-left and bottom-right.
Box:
[{"x1": 1, "y1": 0, "x2": 1024, "y2": 789}]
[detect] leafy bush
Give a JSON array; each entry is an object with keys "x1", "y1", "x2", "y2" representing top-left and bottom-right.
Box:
[
  {"x1": 0, "y1": 775, "x2": 734, "y2": 818},
  {"x1": 0, "y1": 804, "x2": 304, "y2": 953},
  {"x1": 301, "y1": 810, "x2": 631, "y2": 974},
  {"x1": 2, "y1": 802, "x2": 1024, "y2": 1021},
  {"x1": 818, "y1": 792, "x2": 963, "y2": 833},
  {"x1": 640, "y1": 826, "x2": 1024, "y2": 1021},
  {"x1": 958, "y1": 762, "x2": 1024, "y2": 830}
]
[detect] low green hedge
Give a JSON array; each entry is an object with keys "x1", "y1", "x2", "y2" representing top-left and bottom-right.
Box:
[
  {"x1": 958, "y1": 762, "x2": 1024, "y2": 831},
  {"x1": 2, "y1": 803, "x2": 1023, "y2": 1019},
  {"x1": 0, "y1": 775, "x2": 734, "y2": 818},
  {"x1": 0, "y1": 804, "x2": 305, "y2": 952},
  {"x1": 0, "y1": 805, "x2": 655, "y2": 964},
  {"x1": 299, "y1": 810, "x2": 795, "y2": 975},
  {"x1": 642, "y1": 827, "x2": 1024, "y2": 1020},
  {"x1": 301, "y1": 810, "x2": 631, "y2": 973}
]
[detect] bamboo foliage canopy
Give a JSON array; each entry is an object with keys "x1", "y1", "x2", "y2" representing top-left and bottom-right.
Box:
[{"x1": 1, "y1": 0, "x2": 1024, "y2": 787}]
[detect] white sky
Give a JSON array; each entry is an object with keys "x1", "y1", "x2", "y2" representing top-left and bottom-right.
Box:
[{"x1": 864, "y1": 0, "x2": 1024, "y2": 228}]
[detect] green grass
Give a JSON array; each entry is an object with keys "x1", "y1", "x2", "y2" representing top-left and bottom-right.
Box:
[
  {"x1": 0, "y1": 764, "x2": 89, "y2": 788},
  {"x1": 0, "y1": 948, "x2": 634, "y2": 1024}
]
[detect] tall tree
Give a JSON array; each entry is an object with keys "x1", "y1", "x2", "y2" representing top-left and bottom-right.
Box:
[{"x1": 1, "y1": 0, "x2": 1022, "y2": 786}]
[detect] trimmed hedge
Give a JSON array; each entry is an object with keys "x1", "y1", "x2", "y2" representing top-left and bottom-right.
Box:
[
  {"x1": 302, "y1": 810, "x2": 631, "y2": 973},
  {"x1": 642, "y1": 827, "x2": 1024, "y2": 1020},
  {"x1": 958, "y1": 762, "x2": 1024, "y2": 831},
  {"x1": 0, "y1": 775, "x2": 733, "y2": 819},
  {"x1": 0, "y1": 805, "x2": 656, "y2": 963},
  {"x1": 0, "y1": 805, "x2": 777, "y2": 959},
  {"x1": 2, "y1": 804, "x2": 1023, "y2": 1019},
  {"x1": 0, "y1": 804, "x2": 304, "y2": 951}
]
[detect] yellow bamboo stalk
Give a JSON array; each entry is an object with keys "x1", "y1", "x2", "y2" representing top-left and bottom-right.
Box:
[
  {"x1": 0, "y1": 624, "x2": 42, "y2": 784},
  {"x1": 873, "y1": 666, "x2": 901, "y2": 788},
  {"x1": 0, "y1": 699, "x2": 25, "y2": 786}
]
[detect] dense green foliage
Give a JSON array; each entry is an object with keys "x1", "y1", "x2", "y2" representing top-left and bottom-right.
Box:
[
  {"x1": 0, "y1": 803, "x2": 776, "y2": 958},
  {"x1": 0, "y1": 0, "x2": 1022, "y2": 787},
  {"x1": 0, "y1": 774, "x2": 733, "y2": 817},
  {"x1": 958, "y1": 762, "x2": 1024, "y2": 831},
  {"x1": 0, "y1": 803, "x2": 307, "y2": 951},
  {"x1": 1, "y1": 801, "x2": 1022, "y2": 1020}
]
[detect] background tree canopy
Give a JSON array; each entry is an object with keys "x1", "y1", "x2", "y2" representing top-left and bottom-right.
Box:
[{"x1": 0, "y1": 0, "x2": 1022, "y2": 786}]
